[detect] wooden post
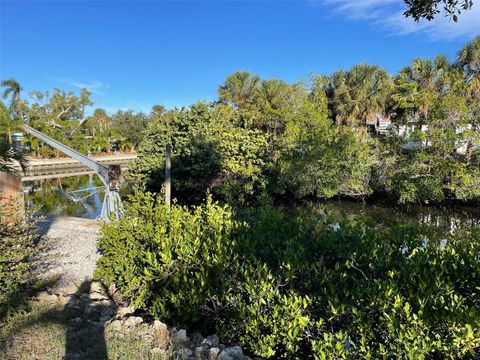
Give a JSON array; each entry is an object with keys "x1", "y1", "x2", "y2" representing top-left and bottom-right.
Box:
[{"x1": 165, "y1": 144, "x2": 171, "y2": 209}]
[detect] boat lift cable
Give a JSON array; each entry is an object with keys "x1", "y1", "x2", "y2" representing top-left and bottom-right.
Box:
[
  {"x1": 68, "y1": 186, "x2": 104, "y2": 194},
  {"x1": 71, "y1": 190, "x2": 101, "y2": 203},
  {"x1": 21, "y1": 124, "x2": 123, "y2": 221}
]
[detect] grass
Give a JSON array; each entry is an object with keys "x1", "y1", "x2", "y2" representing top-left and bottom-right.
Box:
[{"x1": 0, "y1": 297, "x2": 175, "y2": 360}]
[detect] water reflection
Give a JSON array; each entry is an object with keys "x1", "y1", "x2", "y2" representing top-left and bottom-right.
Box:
[
  {"x1": 318, "y1": 200, "x2": 480, "y2": 235},
  {"x1": 24, "y1": 175, "x2": 104, "y2": 219},
  {"x1": 24, "y1": 175, "x2": 480, "y2": 231}
]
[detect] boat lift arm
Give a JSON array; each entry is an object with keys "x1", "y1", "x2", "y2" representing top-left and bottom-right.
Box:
[
  {"x1": 23, "y1": 125, "x2": 110, "y2": 186},
  {"x1": 22, "y1": 124, "x2": 123, "y2": 221}
]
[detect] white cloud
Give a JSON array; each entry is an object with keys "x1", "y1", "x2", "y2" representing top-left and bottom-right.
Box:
[
  {"x1": 315, "y1": 0, "x2": 480, "y2": 40},
  {"x1": 56, "y1": 78, "x2": 110, "y2": 95}
]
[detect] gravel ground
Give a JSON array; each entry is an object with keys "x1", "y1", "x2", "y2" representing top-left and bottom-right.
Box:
[{"x1": 36, "y1": 216, "x2": 101, "y2": 288}]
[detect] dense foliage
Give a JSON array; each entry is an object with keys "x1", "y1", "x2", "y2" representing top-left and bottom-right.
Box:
[
  {"x1": 23, "y1": 90, "x2": 153, "y2": 157},
  {"x1": 0, "y1": 82, "x2": 158, "y2": 157},
  {"x1": 129, "y1": 37, "x2": 480, "y2": 205},
  {"x1": 96, "y1": 191, "x2": 480, "y2": 358},
  {"x1": 129, "y1": 103, "x2": 268, "y2": 203},
  {"x1": 1, "y1": 37, "x2": 478, "y2": 204},
  {"x1": 0, "y1": 200, "x2": 39, "y2": 324}
]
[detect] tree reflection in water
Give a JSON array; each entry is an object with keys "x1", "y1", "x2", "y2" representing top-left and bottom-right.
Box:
[
  {"x1": 24, "y1": 175, "x2": 104, "y2": 219},
  {"x1": 23, "y1": 174, "x2": 480, "y2": 235}
]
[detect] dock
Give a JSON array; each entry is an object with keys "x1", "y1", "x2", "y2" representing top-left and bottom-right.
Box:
[{"x1": 17, "y1": 154, "x2": 137, "y2": 181}]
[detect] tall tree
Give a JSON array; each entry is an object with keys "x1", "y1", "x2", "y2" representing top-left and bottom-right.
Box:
[
  {"x1": 394, "y1": 55, "x2": 450, "y2": 120},
  {"x1": 218, "y1": 71, "x2": 260, "y2": 109},
  {"x1": 151, "y1": 104, "x2": 166, "y2": 117},
  {"x1": 111, "y1": 110, "x2": 150, "y2": 150},
  {"x1": 1, "y1": 79, "x2": 23, "y2": 142},
  {"x1": 26, "y1": 88, "x2": 93, "y2": 157},
  {"x1": 0, "y1": 100, "x2": 21, "y2": 143},
  {"x1": 328, "y1": 65, "x2": 392, "y2": 125},
  {"x1": 456, "y1": 35, "x2": 480, "y2": 99},
  {"x1": 1, "y1": 79, "x2": 22, "y2": 119},
  {"x1": 254, "y1": 79, "x2": 290, "y2": 136},
  {"x1": 93, "y1": 108, "x2": 109, "y2": 134}
]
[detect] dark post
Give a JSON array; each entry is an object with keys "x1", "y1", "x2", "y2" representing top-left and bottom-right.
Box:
[{"x1": 165, "y1": 144, "x2": 171, "y2": 209}]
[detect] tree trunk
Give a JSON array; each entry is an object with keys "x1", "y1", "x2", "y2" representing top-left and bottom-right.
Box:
[{"x1": 17, "y1": 95, "x2": 22, "y2": 122}]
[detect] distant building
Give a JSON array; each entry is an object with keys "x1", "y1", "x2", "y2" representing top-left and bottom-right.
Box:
[{"x1": 366, "y1": 114, "x2": 391, "y2": 135}]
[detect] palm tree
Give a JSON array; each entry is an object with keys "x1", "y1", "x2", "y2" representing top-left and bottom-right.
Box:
[
  {"x1": 330, "y1": 65, "x2": 392, "y2": 125},
  {"x1": 1, "y1": 79, "x2": 23, "y2": 122},
  {"x1": 256, "y1": 79, "x2": 287, "y2": 109},
  {"x1": 0, "y1": 100, "x2": 23, "y2": 143},
  {"x1": 397, "y1": 56, "x2": 450, "y2": 119},
  {"x1": 218, "y1": 71, "x2": 260, "y2": 109},
  {"x1": 151, "y1": 104, "x2": 166, "y2": 117},
  {"x1": 254, "y1": 79, "x2": 290, "y2": 136},
  {"x1": 91, "y1": 108, "x2": 109, "y2": 137},
  {"x1": 456, "y1": 35, "x2": 480, "y2": 99}
]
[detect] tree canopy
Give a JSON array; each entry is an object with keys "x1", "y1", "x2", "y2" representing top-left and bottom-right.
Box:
[{"x1": 403, "y1": 0, "x2": 474, "y2": 21}]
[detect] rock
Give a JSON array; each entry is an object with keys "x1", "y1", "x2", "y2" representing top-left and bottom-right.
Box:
[
  {"x1": 71, "y1": 317, "x2": 82, "y2": 323},
  {"x1": 208, "y1": 347, "x2": 221, "y2": 360},
  {"x1": 176, "y1": 348, "x2": 194, "y2": 359},
  {"x1": 203, "y1": 334, "x2": 220, "y2": 347},
  {"x1": 89, "y1": 292, "x2": 109, "y2": 301},
  {"x1": 65, "y1": 301, "x2": 81, "y2": 310},
  {"x1": 80, "y1": 293, "x2": 91, "y2": 301},
  {"x1": 99, "y1": 316, "x2": 111, "y2": 323},
  {"x1": 136, "y1": 323, "x2": 150, "y2": 337},
  {"x1": 100, "y1": 307, "x2": 115, "y2": 318},
  {"x1": 89, "y1": 282, "x2": 110, "y2": 301},
  {"x1": 125, "y1": 317, "x2": 137, "y2": 327},
  {"x1": 99, "y1": 299, "x2": 115, "y2": 307},
  {"x1": 115, "y1": 306, "x2": 135, "y2": 319},
  {"x1": 195, "y1": 344, "x2": 208, "y2": 359},
  {"x1": 152, "y1": 320, "x2": 170, "y2": 348},
  {"x1": 57, "y1": 295, "x2": 72, "y2": 306},
  {"x1": 219, "y1": 346, "x2": 243, "y2": 360},
  {"x1": 153, "y1": 320, "x2": 167, "y2": 332},
  {"x1": 191, "y1": 332, "x2": 204, "y2": 346},
  {"x1": 49, "y1": 284, "x2": 78, "y2": 296},
  {"x1": 173, "y1": 329, "x2": 188, "y2": 344},
  {"x1": 86, "y1": 305, "x2": 107, "y2": 318},
  {"x1": 109, "y1": 282, "x2": 126, "y2": 306},
  {"x1": 134, "y1": 316, "x2": 143, "y2": 325},
  {"x1": 90, "y1": 281, "x2": 106, "y2": 295},
  {"x1": 107, "y1": 319, "x2": 122, "y2": 332},
  {"x1": 84, "y1": 307, "x2": 101, "y2": 320}
]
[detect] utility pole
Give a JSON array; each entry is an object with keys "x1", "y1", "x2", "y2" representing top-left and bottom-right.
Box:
[{"x1": 165, "y1": 144, "x2": 171, "y2": 209}]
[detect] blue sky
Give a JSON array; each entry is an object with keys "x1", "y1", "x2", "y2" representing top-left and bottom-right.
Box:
[{"x1": 1, "y1": 0, "x2": 479, "y2": 114}]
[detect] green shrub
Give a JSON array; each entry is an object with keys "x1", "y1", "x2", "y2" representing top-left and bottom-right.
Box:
[
  {"x1": 128, "y1": 102, "x2": 267, "y2": 204},
  {"x1": 96, "y1": 190, "x2": 242, "y2": 329},
  {"x1": 96, "y1": 190, "x2": 480, "y2": 358},
  {"x1": 0, "y1": 200, "x2": 39, "y2": 324}
]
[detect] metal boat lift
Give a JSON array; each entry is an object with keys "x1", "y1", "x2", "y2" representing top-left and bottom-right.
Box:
[{"x1": 21, "y1": 124, "x2": 123, "y2": 221}]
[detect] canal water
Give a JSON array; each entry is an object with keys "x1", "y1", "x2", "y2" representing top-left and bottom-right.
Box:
[
  {"x1": 23, "y1": 175, "x2": 106, "y2": 219},
  {"x1": 316, "y1": 199, "x2": 480, "y2": 236},
  {"x1": 24, "y1": 174, "x2": 480, "y2": 233}
]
